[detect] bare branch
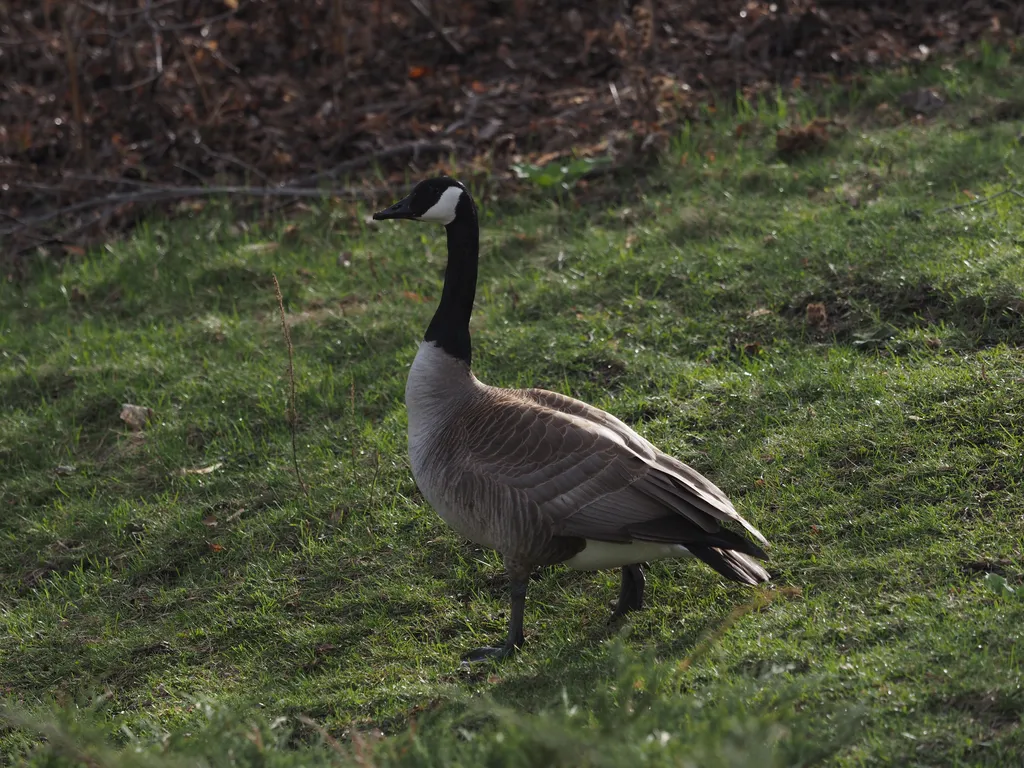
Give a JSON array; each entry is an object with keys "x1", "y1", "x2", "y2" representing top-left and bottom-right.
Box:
[
  {"x1": 0, "y1": 183, "x2": 392, "y2": 237},
  {"x1": 143, "y1": 0, "x2": 163, "y2": 74},
  {"x1": 406, "y1": 0, "x2": 464, "y2": 57},
  {"x1": 59, "y1": 6, "x2": 87, "y2": 162},
  {"x1": 200, "y1": 146, "x2": 271, "y2": 184}
]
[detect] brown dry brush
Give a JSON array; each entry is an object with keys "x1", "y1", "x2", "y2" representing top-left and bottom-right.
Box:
[
  {"x1": 4, "y1": 1, "x2": 1021, "y2": 192},
  {"x1": 3, "y1": 0, "x2": 1022, "y2": 271},
  {"x1": 1, "y1": 1, "x2": 458, "y2": 247},
  {"x1": 1, "y1": 0, "x2": 469, "y2": 175}
]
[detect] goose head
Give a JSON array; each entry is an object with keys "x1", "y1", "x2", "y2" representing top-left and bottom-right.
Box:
[{"x1": 373, "y1": 176, "x2": 470, "y2": 226}]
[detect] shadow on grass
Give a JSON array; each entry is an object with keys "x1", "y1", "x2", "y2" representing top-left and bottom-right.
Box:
[{"x1": 0, "y1": 367, "x2": 78, "y2": 413}]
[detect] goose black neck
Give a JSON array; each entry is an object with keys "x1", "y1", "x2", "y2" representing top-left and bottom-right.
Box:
[{"x1": 424, "y1": 193, "x2": 478, "y2": 364}]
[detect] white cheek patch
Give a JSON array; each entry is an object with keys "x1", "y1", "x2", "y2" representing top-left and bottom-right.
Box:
[{"x1": 418, "y1": 186, "x2": 464, "y2": 224}]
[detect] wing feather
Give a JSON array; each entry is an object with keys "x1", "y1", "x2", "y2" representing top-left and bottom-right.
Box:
[
  {"x1": 451, "y1": 386, "x2": 768, "y2": 558},
  {"x1": 518, "y1": 388, "x2": 767, "y2": 545}
]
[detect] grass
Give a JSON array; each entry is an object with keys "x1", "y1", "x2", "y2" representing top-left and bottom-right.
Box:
[{"x1": 2, "y1": 51, "x2": 1024, "y2": 765}]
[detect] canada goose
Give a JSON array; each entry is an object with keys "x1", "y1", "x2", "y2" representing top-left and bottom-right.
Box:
[{"x1": 373, "y1": 177, "x2": 770, "y2": 661}]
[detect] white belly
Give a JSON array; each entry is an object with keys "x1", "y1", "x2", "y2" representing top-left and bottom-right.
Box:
[{"x1": 564, "y1": 540, "x2": 693, "y2": 571}]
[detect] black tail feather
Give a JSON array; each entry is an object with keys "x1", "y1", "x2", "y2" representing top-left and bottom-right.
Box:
[
  {"x1": 688, "y1": 545, "x2": 771, "y2": 585},
  {"x1": 627, "y1": 517, "x2": 769, "y2": 561}
]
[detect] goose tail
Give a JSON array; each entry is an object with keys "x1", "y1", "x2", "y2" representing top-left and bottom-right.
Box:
[{"x1": 688, "y1": 545, "x2": 770, "y2": 585}]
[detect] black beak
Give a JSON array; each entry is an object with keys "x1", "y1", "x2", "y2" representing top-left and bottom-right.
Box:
[{"x1": 372, "y1": 195, "x2": 416, "y2": 221}]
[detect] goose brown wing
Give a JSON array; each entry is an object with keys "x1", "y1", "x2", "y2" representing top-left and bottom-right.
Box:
[
  {"x1": 456, "y1": 388, "x2": 767, "y2": 557},
  {"x1": 518, "y1": 388, "x2": 768, "y2": 547}
]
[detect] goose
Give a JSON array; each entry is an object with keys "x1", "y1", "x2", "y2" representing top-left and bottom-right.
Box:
[{"x1": 373, "y1": 177, "x2": 770, "y2": 661}]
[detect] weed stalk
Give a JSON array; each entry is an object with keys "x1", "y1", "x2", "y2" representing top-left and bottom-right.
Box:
[{"x1": 273, "y1": 273, "x2": 312, "y2": 507}]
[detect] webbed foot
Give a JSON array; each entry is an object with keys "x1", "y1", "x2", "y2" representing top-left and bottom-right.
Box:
[{"x1": 462, "y1": 641, "x2": 521, "y2": 662}]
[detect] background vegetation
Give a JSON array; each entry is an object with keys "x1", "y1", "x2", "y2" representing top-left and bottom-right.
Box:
[{"x1": 2, "y1": 52, "x2": 1024, "y2": 766}]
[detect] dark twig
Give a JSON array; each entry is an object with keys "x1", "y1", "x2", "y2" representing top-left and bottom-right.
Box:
[
  {"x1": 143, "y1": 0, "x2": 163, "y2": 75},
  {"x1": 201, "y1": 146, "x2": 271, "y2": 183},
  {"x1": 157, "y1": 3, "x2": 248, "y2": 32},
  {"x1": 290, "y1": 140, "x2": 456, "y2": 186},
  {"x1": 406, "y1": 0, "x2": 464, "y2": 56},
  {"x1": 369, "y1": 450, "x2": 381, "y2": 511},
  {"x1": 0, "y1": 211, "x2": 33, "y2": 228},
  {"x1": 0, "y1": 211, "x2": 54, "y2": 248},
  {"x1": 933, "y1": 187, "x2": 1020, "y2": 214},
  {"x1": 272, "y1": 274, "x2": 311, "y2": 506},
  {"x1": 75, "y1": 0, "x2": 180, "y2": 18},
  {"x1": 45, "y1": 139, "x2": 450, "y2": 190},
  {"x1": 112, "y1": 72, "x2": 164, "y2": 92},
  {"x1": 0, "y1": 183, "x2": 386, "y2": 236},
  {"x1": 59, "y1": 6, "x2": 87, "y2": 163},
  {"x1": 172, "y1": 28, "x2": 210, "y2": 115},
  {"x1": 172, "y1": 163, "x2": 208, "y2": 185},
  {"x1": 4, "y1": 138, "x2": 452, "y2": 237},
  {"x1": 7, "y1": 209, "x2": 120, "y2": 260}
]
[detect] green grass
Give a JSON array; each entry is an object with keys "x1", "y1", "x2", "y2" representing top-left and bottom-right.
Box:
[{"x1": 3, "y1": 54, "x2": 1024, "y2": 765}]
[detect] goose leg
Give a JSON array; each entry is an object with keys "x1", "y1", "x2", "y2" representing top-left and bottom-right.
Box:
[
  {"x1": 610, "y1": 563, "x2": 646, "y2": 620},
  {"x1": 463, "y1": 579, "x2": 527, "y2": 662}
]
